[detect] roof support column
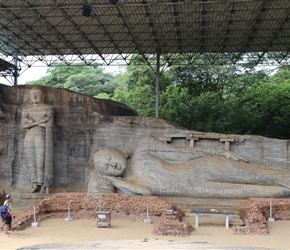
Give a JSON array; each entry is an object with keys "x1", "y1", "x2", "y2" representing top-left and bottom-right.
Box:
[
  {"x1": 155, "y1": 53, "x2": 160, "y2": 118},
  {"x1": 13, "y1": 49, "x2": 18, "y2": 86}
]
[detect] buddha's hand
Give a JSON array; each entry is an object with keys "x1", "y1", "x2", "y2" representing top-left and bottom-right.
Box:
[
  {"x1": 101, "y1": 176, "x2": 128, "y2": 190},
  {"x1": 101, "y1": 175, "x2": 152, "y2": 196},
  {"x1": 39, "y1": 116, "x2": 50, "y2": 123},
  {"x1": 102, "y1": 175, "x2": 119, "y2": 183}
]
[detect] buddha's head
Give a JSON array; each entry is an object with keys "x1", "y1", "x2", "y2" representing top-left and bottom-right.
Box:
[
  {"x1": 93, "y1": 148, "x2": 127, "y2": 176},
  {"x1": 29, "y1": 87, "x2": 44, "y2": 105}
]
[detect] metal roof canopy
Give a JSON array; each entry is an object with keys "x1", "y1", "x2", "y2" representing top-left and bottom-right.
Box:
[
  {"x1": 1, "y1": 0, "x2": 290, "y2": 71},
  {"x1": 0, "y1": 58, "x2": 14, "y2": 72},
  {"x1": 0, "y1": 58, "x2": 16, "y2": 83}
]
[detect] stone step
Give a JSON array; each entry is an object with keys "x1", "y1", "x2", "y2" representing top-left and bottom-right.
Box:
[
  {"x1": 184, "y1": 216, "x2": 244, "y2": 226},
  {"x1": 179, "y1": 205, "x2": 240, "y2": 215},
  {"x1": 183, "y1": 212, "x2": 241, "y2": 220},
  {"x1": 180, "y1": 206, "x2": 239, "y2": 212}
]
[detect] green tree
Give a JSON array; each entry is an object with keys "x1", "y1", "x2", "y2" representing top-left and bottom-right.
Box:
[
  {"x1": 268, "y1": 65, "x2": 290, "y2": 84},
  {"x1": 225, "y1": 82, "x2": 290, "y2": 139},
  {"x1": 167, "y1": 56, "x2": 268, "y2": 98},
  {"x1": 160, "y1": 87, "x2": 225, "y2": 131},
  {"x1": 159, "y1": 57, "x2": 268, "y2": 132},
  {"x1": 64, "y1": 68, "x2": 114, "y2": 97},
  {"x1": 114, "y1": 83, "x2": 156, "y2": 116},
  {"x1": 27, "y1": 62, "x2": 85, "y2": 88},
  {"x1": 112, "y1": 55, "x2": 171, "y2": 116},
  {"x1": 27, "y1": 62, "x2": 115, "y2": 97}
]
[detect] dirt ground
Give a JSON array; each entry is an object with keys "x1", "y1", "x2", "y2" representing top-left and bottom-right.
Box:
[{"x1": 1, "y1": 211, "x2": 290, "y2": 250}]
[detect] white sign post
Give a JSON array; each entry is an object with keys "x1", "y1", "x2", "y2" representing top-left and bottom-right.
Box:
[
  {"x1": 65, "y1": 200, "x2": 73, "y2": 221},
  {"x1": 268, "y1": 200, "x2": 275, "y2": 222},
  {"x1": 31, "y1": 206, "x2": 39, "y2": 227},
  {"x1": 144, "y1": 204, "x2": 151, "y2": 224}
]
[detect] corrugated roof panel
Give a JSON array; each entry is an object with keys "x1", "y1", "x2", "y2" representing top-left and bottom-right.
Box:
[{"x1": 1, "y1": 0, "x2": 290, "y2": 63}]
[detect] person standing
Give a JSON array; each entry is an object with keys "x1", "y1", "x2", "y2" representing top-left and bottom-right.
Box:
[{"x1": 3, "y1": 194, "x2": 12, "y2": 236}]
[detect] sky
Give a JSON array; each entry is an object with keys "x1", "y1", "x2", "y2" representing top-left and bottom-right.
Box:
[
  {"x1": 0, "y1": 65, "x2": 48, "y2": 86},
  {"x1": 18, "y1": 66, "x2": 48, "y2": 85}
]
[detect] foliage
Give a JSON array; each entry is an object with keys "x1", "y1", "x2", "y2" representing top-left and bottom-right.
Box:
[
  {"x1": 159, "y1": 58, "x2": 270, "y2": 133},
  {"x1": 112, "y1": 55, "x2": 171, "y2": 116},
  {"x1": 224, "y1": 82, "x2": 290, "y2": 139},
  {"x1": 159, "y1": 78, "x2": 290, "y2": 139},
  {"x1": 160, "y1": 87, "x2": 226, "y2": 132},
  {"x1": 27, "y1": 62, "x2": 114, "y2": 97},
  {"x1": 268, "y1": 65, "x2": 290, "y2": 84},
  {"x1": 167, "y1": 57, "x2": 268, "y2": 99},
  {"x1": 95, "y1": 93, "x2": 111, "y2": 99},
  {"x1": 114, "y1": 83, "x2": 156, "y2": 116}
]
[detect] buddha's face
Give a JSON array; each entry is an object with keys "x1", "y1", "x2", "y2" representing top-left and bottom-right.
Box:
[
  {"x1": 30, "y1": 88, "x2": 44, "y2": 104},
  {"x1": 94, "y1": 149, "x2": 127, "y2": 176}
]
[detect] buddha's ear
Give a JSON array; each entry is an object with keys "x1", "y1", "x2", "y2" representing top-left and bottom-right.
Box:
[
  {"x1": 109, "y1": 148, "x2": 128, "y2": 159},
  {"x1": 118, "y1": 149, "x2": 128, "y2": 159}
]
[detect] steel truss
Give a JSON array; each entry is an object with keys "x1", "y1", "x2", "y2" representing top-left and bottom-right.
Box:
[
  {"x1": 1, "y1": 0, "x2": 290, "y2": 84},
  {"x1": 1, "y1": 50, "x2": 290, "y2": 84}
]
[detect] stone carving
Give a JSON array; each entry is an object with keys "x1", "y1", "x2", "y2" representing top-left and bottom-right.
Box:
[
  {"x1": 89, "y1": 136, "x2": 290, "y2": 198},
  {"x1": 3, "y1": 84, "x2": 290, "y2": 207},
  {"x1": 21, "y1": 87, "x2": 54, "y2": 193}
]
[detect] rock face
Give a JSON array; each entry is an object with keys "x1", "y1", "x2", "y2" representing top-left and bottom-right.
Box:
[
  {"x1": 0, "y1": 84, "x2": 186, "y2": 206},
  {"x1": 1, "y1": 84, "x2": 290, "y2": 206},
  {"x1": 0, "y1": 84, "x2": 140, "y2": 195}
]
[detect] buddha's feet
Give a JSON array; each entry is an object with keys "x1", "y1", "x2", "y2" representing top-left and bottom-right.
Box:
[{"x1": 31, "y1": 184, "x2": 40, "y2": 193}]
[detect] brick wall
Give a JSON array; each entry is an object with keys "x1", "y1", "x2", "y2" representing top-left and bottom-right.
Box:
[
  {"x1": 13, "y1": 193, "x2": 176, "y2": 231},
  {"x1": 153, "y1": 208, "x2": 195, "y2": 236},
  {"x1": 233, "y1": 198, "x2": 290, "y2": 235}
]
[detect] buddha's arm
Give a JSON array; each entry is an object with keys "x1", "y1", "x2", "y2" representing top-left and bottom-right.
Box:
[
  {"x1": 22, "y1": 113, "x2": 29, "y2": 128},
  {"x1": 22, "y1": 105, "x2": 54, "y2": 129},
  {"x1": 22, "y1": 116, "x2": 50, "y2": 129},
  {"x1": 38, "y1": 106, "x2": 54, "y2": 128},
  {"x1": 102, "y1": 176, "x2": 153, "y2": 196},
  {"x1": 21, "y1": 111, "x2": 39, "y2": 129}
]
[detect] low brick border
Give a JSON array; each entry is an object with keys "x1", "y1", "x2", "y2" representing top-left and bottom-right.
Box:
[
  {"x1": 153, "y1": 208, "x2": 195, "y2": 236},
  {"x1": 233, "y1": 198, "x2": 290, "y2": 235},
  {"x1": 12, "y1": 193, "x2": 177, "y2": 232}
]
